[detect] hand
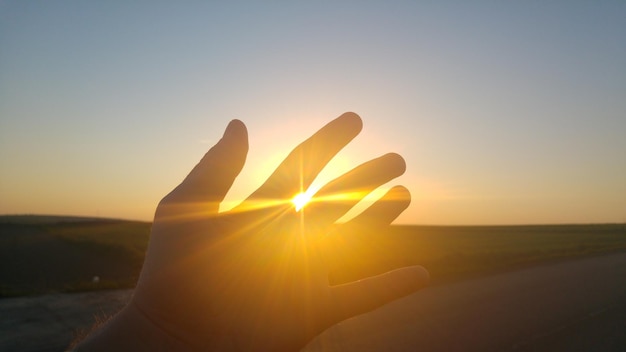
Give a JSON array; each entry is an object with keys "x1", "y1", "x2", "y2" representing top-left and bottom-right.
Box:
[{"x1": 74, "y1": 112, "x2": 429, "y2": 351}]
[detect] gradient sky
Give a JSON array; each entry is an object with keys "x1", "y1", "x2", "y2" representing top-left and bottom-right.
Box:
[{"x1": 1, "y1": 1, "x2": 624, "y2": 225}]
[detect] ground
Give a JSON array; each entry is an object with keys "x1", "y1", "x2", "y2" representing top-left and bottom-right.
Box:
[{"x1": 2, "y1": 253, "x2": 625, "y2": 352}]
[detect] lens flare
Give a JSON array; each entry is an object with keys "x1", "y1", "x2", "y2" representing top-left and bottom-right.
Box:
[{"x1": 292, "y1": 192, "x2": 313, "y2": 212}]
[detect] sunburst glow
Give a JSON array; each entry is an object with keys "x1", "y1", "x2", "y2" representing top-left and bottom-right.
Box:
[{"x1": 292, "y1": 191, "x2": 313, "y2": 212}]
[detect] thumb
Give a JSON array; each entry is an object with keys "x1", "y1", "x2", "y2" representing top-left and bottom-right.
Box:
[
  {"x1": 329, "y1": 266, "x2": 429, "y2": 324},
  {"x1": 162, "y1": 119, "x2": 248, "y2": 212}
]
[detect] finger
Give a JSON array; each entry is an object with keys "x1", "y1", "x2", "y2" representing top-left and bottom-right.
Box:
[
  {"x1": 305, "y1": 153, "x2": 406, "y2": 226},
  {"x1": 329, "y1": 265, "x2": 429, "y2": 324},
  {"x1": 346, "y1": 185, "x2": 411, "y2": 228},
  {"x1": 323, "y1": 186, "x2": 410, "y2": 281},
  {"x1": 162, "y1": 119, "x2": 248, "y2": 213},
  {"x1": 246, "y1": 112, "x2": 362, "y2": 203}
]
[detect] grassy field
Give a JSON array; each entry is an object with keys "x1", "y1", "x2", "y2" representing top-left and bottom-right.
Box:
[
  {"x1": 0, "y1": 216, "x2": 151, "y2": 297},
  {"x1": 326, "y1": 223, "x2": 626, "y2": 285},
  {"x1": 1, "y1": 215, "x2": 625, "y2": 297}
]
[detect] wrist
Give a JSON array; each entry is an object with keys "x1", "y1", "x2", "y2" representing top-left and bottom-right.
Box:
[{"x1": 71, "y1": 300, "x2": 192, "y2": 352}]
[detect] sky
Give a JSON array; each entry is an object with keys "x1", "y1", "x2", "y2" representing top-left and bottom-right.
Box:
[{"x1": 1, "y1": 1, "x2": 625, "y2": 225}]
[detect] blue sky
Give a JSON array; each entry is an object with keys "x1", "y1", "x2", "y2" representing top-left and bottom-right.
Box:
[{"x1": 1, "y1": 1, "x2": 624, "y2": 224}]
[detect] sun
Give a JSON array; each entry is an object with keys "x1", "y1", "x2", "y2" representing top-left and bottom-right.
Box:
[{"x1": 292, "y1": 191, "x2": 313, "y2": 212}]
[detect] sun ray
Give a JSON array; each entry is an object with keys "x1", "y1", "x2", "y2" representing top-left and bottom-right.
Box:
[{"x1": 292, "y1": 191, "x2": 314, "y2": 212}]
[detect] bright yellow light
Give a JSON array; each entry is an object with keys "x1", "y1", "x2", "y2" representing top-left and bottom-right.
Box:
[{"x1": 292, "y1": 192, "x2": 313, "y2": 212}]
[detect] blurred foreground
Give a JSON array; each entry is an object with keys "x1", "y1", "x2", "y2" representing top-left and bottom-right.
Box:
[{"x1": 2, "y1": 253, "x2": 625, "y2": 352}]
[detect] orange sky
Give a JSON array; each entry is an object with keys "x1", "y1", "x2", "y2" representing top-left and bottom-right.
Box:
[{"x1": 1, "y1": 2, "x2": 625, "y2": 225}]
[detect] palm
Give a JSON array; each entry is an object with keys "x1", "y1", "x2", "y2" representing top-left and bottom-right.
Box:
[{"x1": 132, "y1": 113, "x2": 428, "y2": 351}]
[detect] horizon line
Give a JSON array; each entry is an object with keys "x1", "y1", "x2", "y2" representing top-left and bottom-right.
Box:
[{"x1": 1, "y1": 213, "x2": 624, "y2": 227}]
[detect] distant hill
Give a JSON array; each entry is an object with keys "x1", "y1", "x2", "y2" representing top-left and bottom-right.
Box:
[
  {"x1": 0, "y1": 216, "x2": 151, "y2": 297},
  {"x1": 1, "y1": 215, "x2": 625, "y2": 297},
  {"x1": 0, "y1": 214, "x2": 136, "y2": 225}
]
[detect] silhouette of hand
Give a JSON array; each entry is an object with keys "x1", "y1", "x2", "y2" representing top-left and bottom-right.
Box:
[{"x1": 75, "y1": 112, "x2": 428, "y2": 351}]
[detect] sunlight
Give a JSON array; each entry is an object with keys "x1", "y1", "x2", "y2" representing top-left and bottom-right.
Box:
[{"x1": 292, "y1": 191, "x2": 313, "y2": 212}]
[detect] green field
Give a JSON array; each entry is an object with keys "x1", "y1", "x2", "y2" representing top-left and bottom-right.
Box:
[
  {"x1": 1, "y1": 215, "x2": 625, "y2": 297},
  {"x1": 0, "y1": 216, "x2": 151, "y2": 297},
  {"x1": 326, "y1": 224, "x2": 626, "y2": 285}
]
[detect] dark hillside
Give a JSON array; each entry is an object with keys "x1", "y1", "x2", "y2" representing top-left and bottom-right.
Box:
[
  {"x1": 0, "y1": 216, "x2": 150, "y2": 297},
  {"x1": 326, "y1": 224, "x2": 626, "y2": 285},
  {"x1": 1, "y1": 216, "x2": 625, "y2": 297}
]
